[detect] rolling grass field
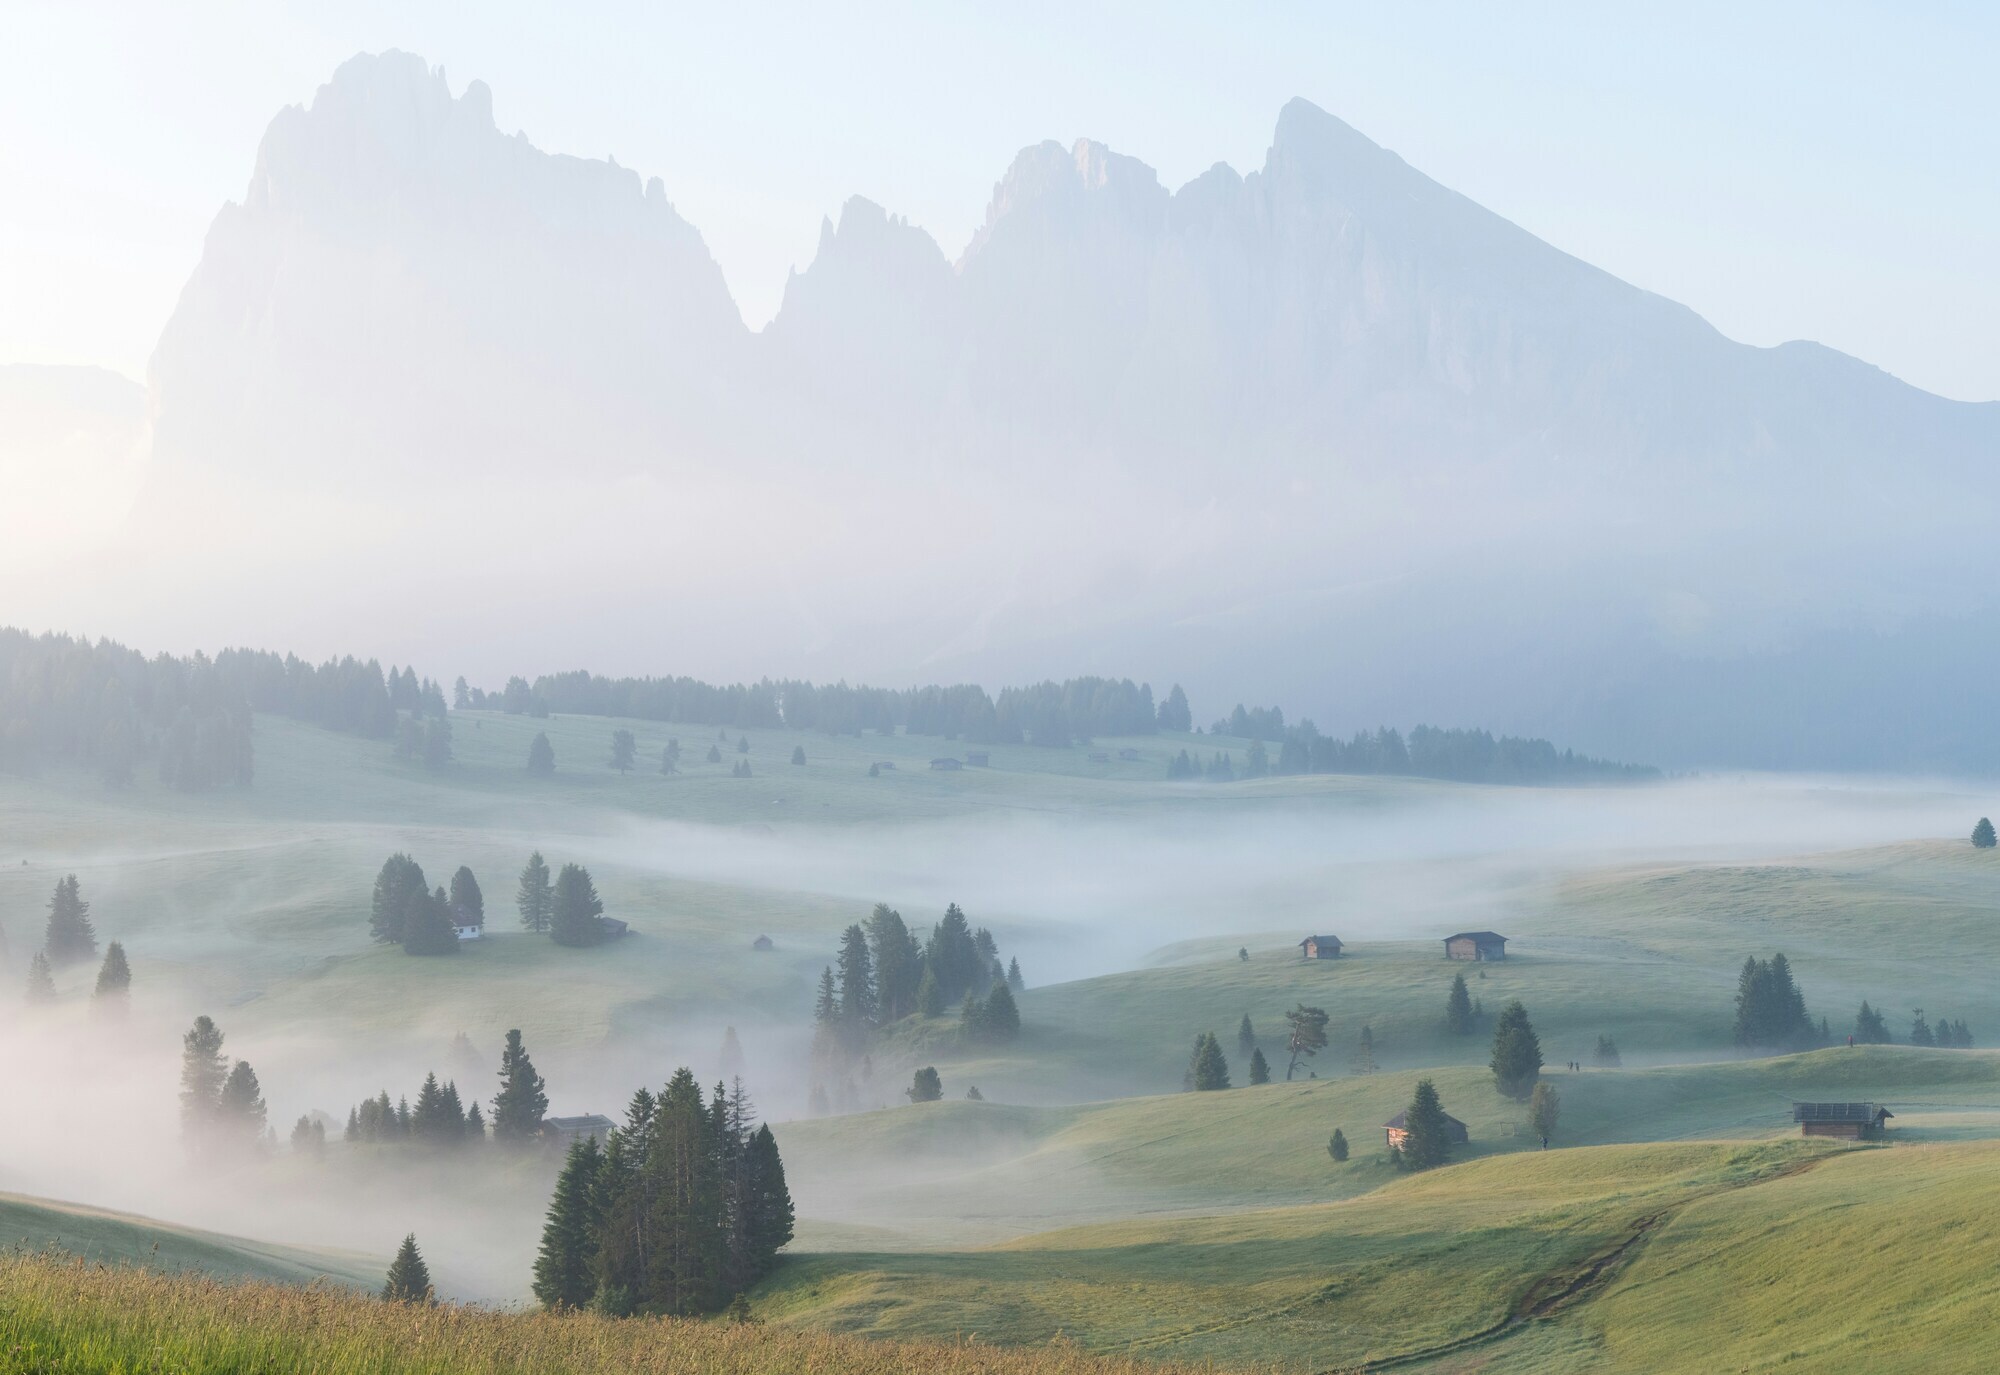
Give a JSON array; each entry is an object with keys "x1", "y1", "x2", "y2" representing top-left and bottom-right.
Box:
[{"x1": 0, "y1": 1192, "x2": 380, "y2": 1288}]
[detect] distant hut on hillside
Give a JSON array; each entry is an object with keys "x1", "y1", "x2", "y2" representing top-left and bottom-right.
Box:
[
  {"x1": 1298, "y1": 935, "x2": 1343, "y2": 960},
  {"x1": 542, "y1": 1114, "x2": 615, "y2": 1148},
  {"x1": 929, "y1": 757, "x2": 962, "y2": 771},
  {"x1": 1444, "y1": 932, "x2": 1507, "y2": 961},
  {"x1": 752, "y1": 934, "x2": 774, "y2": 951},
  {"x1": 1384, "y1": 1108, "x2": 1469, "y2": 1153},
  {"x1": 1793, "y1": 1102, "x2": 1893, "y2": 1139},
  {"x1": 599, "y1": 917, "x2": 630, "y2": 940}
]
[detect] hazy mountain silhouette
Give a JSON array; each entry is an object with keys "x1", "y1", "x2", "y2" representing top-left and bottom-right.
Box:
[{"x1": 107, "y1": 52, "x2": 2000, "y2": 766}]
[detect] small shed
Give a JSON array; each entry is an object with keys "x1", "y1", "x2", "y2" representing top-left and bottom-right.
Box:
[
  {"x1": 1384, "y1": 1109, "x2": 1469, "y2": 1152},
  {"x1": 929, "y1": 757, "x2": 962, "y2": 771},
  {"x1": 542, "y1": 1114, "x2": 616, "y2": 1148},
  {"x1": 752, "y1": 934, "x2": 774, "y2": 951},
  {"x1": 1793, "y1": 1102, "x2": 1893, "y2": 1139},
  {"x1": 453, "y1": 917, "x2": 483, "y2": 941},
  {"x1": 1118, "y1": 748, "x2": 1141, "y2": 761},
  {"x1": 965, "y1": 751, "x2": 990, "y2": 767},
  {"x1": 599, "y1": 917, "x2": 630, "y2": 940},
  {"x1": 1444, "y1": 931, "x2": 1508, "y2": 961},
  {"x1": 1298, "y1": 935, "x2": 1344, "y2": 960}
]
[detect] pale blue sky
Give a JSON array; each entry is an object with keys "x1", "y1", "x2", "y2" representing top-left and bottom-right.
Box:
[{"x1": 4, "y1": 1, "x2": 1994, "y2": 399}]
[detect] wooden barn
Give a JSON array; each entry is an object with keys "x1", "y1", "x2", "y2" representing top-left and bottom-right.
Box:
[
  {"x1": 1444, "y1": 931, "x2": 1508, "y2": 961},
  {"x1": 1384, "y1": 1108, "x2": 1469, "y2": 1152},
  {"x1": 1793, "y1": 1102, "x2": 1893, "y2": 1139},
  {"x1": 752, "y1": 934, "x2": 774, "y2": 951},
  {"x1": 929, "y1": 757, "x2": 962, "y2": 771},
  {"x1": 1298, "y1": 934, "x2": 1344, "y2": 960},
  {"x1": 541, "y1": 1114, "x2": 615, "y2": 1148}
]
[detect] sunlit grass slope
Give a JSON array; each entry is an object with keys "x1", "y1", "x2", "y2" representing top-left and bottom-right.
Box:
[
  {"x1": 777, "y1": 1046, "x2": 2000, "y2": 1247},
  {"x1": 0, "y1": 1253, "x2": 1259, "y2": 1375},
  {"x1": 759, "y1": 1140, "x2": 1833, "y2": 1370},
  {"x1": 0, "y1": 1192, "x2": 379, "y2": 1288}
]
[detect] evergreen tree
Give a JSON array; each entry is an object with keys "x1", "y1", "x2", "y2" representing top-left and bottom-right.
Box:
[
  {"x1": 1732, "y1": 953, "x2": 1814, "y2": 1052},
  {"x1": 1157, "y1": 683, "x2": 1192, "y2": 733},
  {"x1": 401, "y1": 885, "x2": 459, "y2": 956},
  {"x1": 1489, "y1": 1000, "x2": 1544, "y2": 1100},
  {"x1": 291, "y1": 1114, "x2": 326, "y2": 1156},
  {"x1": 915, "y1": 961, "x2": 944, "y2": 1018},
  {"x1": 706, "y1": 744, "x2": 722, "y2": 764},
  {"x1": 1396, "y1": 1079, "x2": 1454, "y2": 1171},
  {"x1": 1328, "y1": 1128, "x2": 1349, "y2": 1162},
  {"x1": 218, "y1": 1060, "x2": 268, "y2": 1141},
  {"x1": 93, "y1": 941, "x2": 131, "y2": 1002},
  {"x1": 1237, "y1": 1013, "x2": 1257, "y2": 1060},
  {"x1": 1007, "y1": 956, "x2": 1025, "y2": 993},
  {"x1": 516, "y1": 851, "x2": 554, "y2": 933},
  {"x1": 966, "y1": 1085, "x2": 984, "y2": 1100},
  {"x1": 1529, "y1": 1081, "x2": 1561, "y2": 1144},
  {"x1": 608, "y1": 729, "x2": 637, "y2": 773},
  {"x1": 790, "y1": 746, "x2": 806, "y2": 766},
  {"x1": 526, "y1": 731, "x2": 556, "y2": 775},
  {"x1": 550, "y1": 864, "x2": 606, "y2": 947},
  {"x1": 1445, "y1": 973, "x2": 1473, "y2": 1035},
  {"x1": 1248, "y1": 1046, "x2": 1271, "y2": 1084},
  {"x1": 593, "y1": 1089, "x2": 657, "y2": 1308},
  {"x1": 864, "y1": 905, "x2": 922, "y2": 1022},
  {"x1": 369, "y1": 854, "x2": 428, "y2": 945},
  {"x1": 180, "y1": 1015, "x2": 228, "y2": 1141},
  {"x1": 1593, "y1": 1034, "x2": 1622, "y2": 1067},
  {"x1": 835, "y1": 924, "x2": 877, "y2": 1034},
  {"x1": 382, "y1": 1234, "x2": 433, "y2": 1303},
  {"x1": 42, "y1": 874, "x2": 97, "y2": 967},
  {"x1": 981, "y1": 981, "x2": 1021, "y2": 1041},
  {"x1": 924, "y1": 904, "x2": 982, "y2": 1006},
  {"x1": 25, "y1": 950, "x2": 55, "y2": 1002},
  {"x1": 422, "y1": 716, "x2": 453, "y2": 770},
  {"x1": 957, "y1": 992, "x2": 985, "y2": 1041},
  {"x1": 1910, "y1": 1008, "x2": 1935, "y2": 1046},
  {"x1": 1854, "y1": 1001, "x2": 1892, "y2": 1044},
  {"x1": 465, "y1": 1101, "x2": 485, "y2": 1138},
  {"x1": 1282, "y1": 1004, "x2": 1331, "y2": 1080},
  {"x1": 448, "y1": 866, "x2": 484, "y2": 930},
  {"x1": 1975, "y1": 817, "x2": 1997, "y2": 849},
  {"x1": 492, "y1": 1029, "x2": 550, "y2": 1142},
  {"x1": 906, "y1": 1067, "x2": 943, "y2": 1103},
  {"x1": 535, "y1": 1136, "x2": 604, "y2": 1309},
  {"x1": 738, "y1": 1123, "x2": 794, "y2": 1281},
  {"x1": 1188, "y1": 1032, "x2": 1231, "y2": 1090},
  {"x1": 646, "y1": 1069, "x2": 723, "y2": 1315},
  {"x1": 719, "y1": 1026, "x2": 745, "y2": 1080}
]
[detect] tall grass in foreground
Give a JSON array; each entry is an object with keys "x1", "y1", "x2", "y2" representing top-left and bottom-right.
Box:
[{"x1": 0, "y1": 1253, "x2": 1269, "y2": 1375}]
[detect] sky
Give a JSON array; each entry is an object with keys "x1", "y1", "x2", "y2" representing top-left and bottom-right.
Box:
[{"x1": 2, "y1": 1, "x2": 1996, "y2": 401}]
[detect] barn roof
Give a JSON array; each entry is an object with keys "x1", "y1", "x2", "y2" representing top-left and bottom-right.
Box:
[
  {"x1": 1792, "y1": 1101, "x2": 1893, "y2": 1123},
  {"x1": 1299, "y1": 934, "x2": 1343, "y2": 946},
  {"x1": 544, "y1": 1114, "x2": 615, "y2": 1132},
  {"x1": 1443, "y1": 931, "x2": 1507, "y2": 944}
]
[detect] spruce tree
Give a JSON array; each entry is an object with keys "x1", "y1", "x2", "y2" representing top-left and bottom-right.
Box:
[
  {"x1": 492, "y1": 1029, "x2": 550, "y2": 1142},
  {"x1": 835, "y1": 924, "x2": 877, "y2": 1033},
  {"x1": 1007, "y1": 956, "x2": 1025, "y2": 992},
  {"x1": 1328, "y1": 1128, "x2": 1349, "y2": 1162},
  {"x1": 180, "y1": 1015, "x2": 228, "y2": 1140},
  {"x1": 1975, "y1": 817, "x2": 1997, "y2": 849},
  {"x1": 906, "y1": 1067, "x2": 943, "y2": 1102},
  {"x1": 1854, "y1": 1001, "x2": 1891, "y2": 1044},
  {"x1": 402, "y1": 886, "x2": 459, "y2": 956},
  {"x1": 291, "y1": 1114, "x2": 326, "y2": 1156},
  {"x1": 864, "y1": 905, "x2": 922, "y2": 1022},
  {"x1": 382, "y1": 1234, "x2": 433, "y2": 1303},
  {"x1": 645, "y1": 1068, "x2": 723, "y2": 1315},
  {"x1": 465, "y1": 1101, "x2": 485, "y2": 1138},
  {"x1": 1445, "y1": 973, "x2": 1473, "y2": 1035},
  {"x1": 534, "y1": 1136, "x2": 603, "y2": 1309},
  {"x1": 369, "y1": 854, "x2": 428, "y2": 945},
  {"x1": 738, "y1": 1123, "x2": 794, "y2": 1280},
  {"x1": 1237, "y1": 1013, "x2": 1257, "y2": 1059},
  {"x1": 1593, "y1": 1034, "x2": 1622, "y2": 1067},
  {"x1": 218, "y1": 1060, "x2": 268, "y2": 1141},
  {"x1": 527, "y1": 732, "x2": 556, "y2": 775},
  {"x1": 1910, "y1": 1008, "x2": 1935, "y2": 1046},
  {"x1": 915, "y1": 961, "x2": 943, "y2": 1018},
  {"x1": 549, "y1": 864, "x2": 605, "y2": 947},
  {"x1": 790, "y1": 746, "x2": 806, "y2": 766},
  {"x1": 957, "y1": 992, "x2": 986, "y2": 1041},
  {"x1": 42, "y1": 874, "x2": 97, "y2": 967},
  {"x1": 93, "y1": 941, "x2": 131, "y2": 1002},
  {"x1": 517, "y1": 851, "x2": 554, "y2": 932},
  {"x1": 1248, "y1": 1046, "x2": 1271, "y2": 1084},
  {"x1": 25, "y1": 951, "x2": 55, "y2": 1002},
  {"x1": 1529, "y1": 1081, "x2": 1561, "y2": 1143},
  {"x1": 1489, "y1": 1000, "x2": 1544, "y2": 1100},
  {"x1": 982, "y1": 981, "x2": 1021, "y2": 1041},
  {"x1": 1189, "y1": 1032, "x2": 1231, "y2": 1090},
  {"x1": 1397, "y1": 1079, "x2": 1453, "y2": 1171},
  {"x1": 448, "y1": 866, "x2": 484, "y2": 929}
]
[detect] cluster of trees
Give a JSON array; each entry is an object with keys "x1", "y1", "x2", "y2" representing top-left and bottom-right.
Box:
[
  {"x1": 1444, "y1": 973, "x2": 1487, "y2": 1035},
  {"x1": 1733, "y1": 953, "x2": 1821, "y2": 1053},
  {"x1": 1490, "y1": 1001, "x2": 1544, "y2": 1099},
  {"x1": 463, "y1": 666, "x2": 1174, "y2": 748},
  {"x1": 514, "y1": 852, "x2": 615, "y2": 946},
  {"x1": 392, "y1": 711, "x2": 453, "y2": 770},
  {"x1": 368, "y1": 855, "x2": 483, "y2": 956},
  {"x1": 808, "y1": 904, "x2": 1024, "y2": 1114},
  {"x1": 0, "y1": 629, "x2": 252, "y2": 789},
  {"x1": 1854, "y1": 1001, "x2": 1974, "y2": 1047},
  {"x1": 179, "y1": 1015, "x2": 269, "y2": 1154},
  {"x1": 22, "y1": 875, "x2": 131, "y2": 1010},
  {"x1": 532, "y1": 1072, "x2": 793, "y2": 1316},
  {"x1": 1186, "y1": 714, "x2": 1653, "y2": 785},
  {"x1": 344, "y1": 1029, "x2": 551, "y2": 1152},
  {"x1": 1391, "y1": 1080, "x2": 1454, "y2": 1171},
  {"x1": 214, "y1": 648, "x2": 439, "y2": 738}
]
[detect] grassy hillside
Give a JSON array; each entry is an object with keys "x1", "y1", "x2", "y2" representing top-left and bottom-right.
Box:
[
  {"x1": 0, "y1": 1252, "x2": 1266, "y2": 1375},
  {"x1": 0, "y1": 1192, "x2": 380, "y2": 1289},
  {"x1": 765, "y1": 1137, "x2": 2000, "y2": 1372},
  {"x1": 776, "y1": 1047, "x2": 2000, "y2": 1248}
]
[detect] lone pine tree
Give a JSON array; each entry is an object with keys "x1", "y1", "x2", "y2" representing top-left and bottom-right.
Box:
[
  {"x1": 1188, "y1": 1032, "x2": 1231, "y2": 1090},
  {"x1": 526, "y1": 731, "x2": 556, "y2": 775},
  {"x1": 492, "y1": 1029, "x2": 549, "y2": 1141},
  {"x1": 42, "y1": 874, "x2": 97, "y2": 967},
  {"x1": 1396, "y1": 1079, "x2": 1454, "y2": 1172},
  {"x1": 180, "y1": 1015, "x2": 228, "y2": 1140},
  {"x1": 1237, "y1": 1013, "x2": 1257, "y2": 1059},
  {"x1": 382, "y1": 1234, "x2": 433, "y2": 1303},
  {"x1": 1248, "y1": 1046, "x2": 1271, "y2": 1084},
  {"x1": 1975, "y1": 817, "x2": 1997, "y2": 849},
  {"x1": 906, "y1": 1067, "x2": 943, "y2": 1102},
  {"x1": 608, "y1": 729, "x2": 637, "y2": 773},
  {"x1": 93, "y1": 941, "x2": 131, "y2": 1002},
  {"x1": 1490, "y1": 1000, "x2": 1544, "y2": 1100},
  {"x1": 1445, "y1": 973, "x2": 1474, "y2": 1035},
  {"x1": 25, "y1": 951, "x2": 55, "y2": 1002},
  {"x1": 516, "y1": 851, "x2": 554, "y2": 933},
  {"x1": 1328, "y1": 1128, "x2": 1349, "y2": 1162}
]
